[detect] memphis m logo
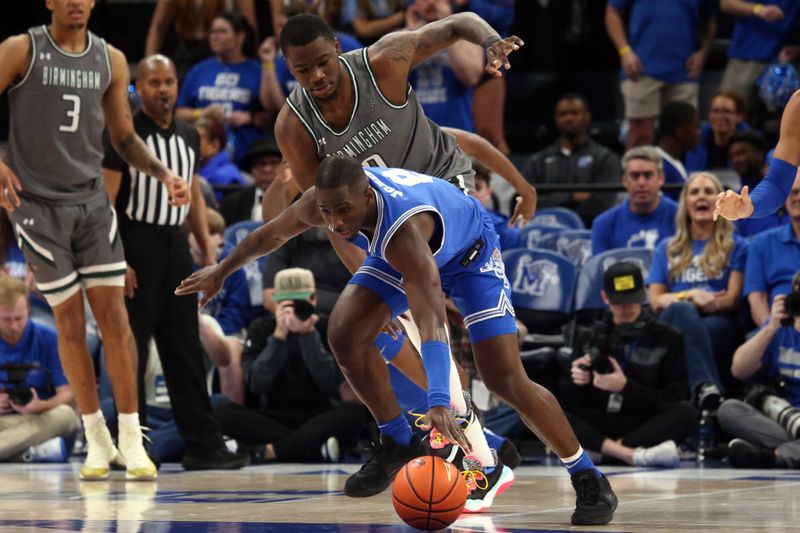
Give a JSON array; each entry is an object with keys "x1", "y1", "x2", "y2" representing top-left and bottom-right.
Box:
[
  {"x1": 512, "y1": 257, "x2": 560, "y2": 296},
  {"x1": 557, "y1": 237, "x2": 591, "y2": 267}
]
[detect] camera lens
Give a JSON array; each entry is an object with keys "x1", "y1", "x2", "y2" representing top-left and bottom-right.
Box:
[{"x1": 292, "y1": 300, "x2": 315, "y2": 321}]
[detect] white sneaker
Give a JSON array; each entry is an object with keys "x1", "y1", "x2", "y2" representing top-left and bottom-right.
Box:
[
  {"x1": 24, "y1": 436, "x2": 68, "y2": 463},
  {"x1": 633, "y1": 440, "x2": 680, "y2": 468},
  {"x1": 80, "y1": 423, "x2": 125, "y2": 481},
  {"x1": 118, "y1": 424, "x2": 157, "y2": 481}
]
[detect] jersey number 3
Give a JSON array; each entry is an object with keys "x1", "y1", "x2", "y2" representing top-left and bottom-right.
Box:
[{"x1": 59, "y1": 94, "x2": 81, "y2": 133}]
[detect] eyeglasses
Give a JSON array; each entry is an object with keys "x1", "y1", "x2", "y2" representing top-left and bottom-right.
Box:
[{"x1": 710, "y1": 108, "x2": 738, "y2": 115}]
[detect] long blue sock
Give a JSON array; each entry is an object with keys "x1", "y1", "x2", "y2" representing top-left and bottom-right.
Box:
[
  {"x1": 561, "y1": 447, "x2": 603, "y2": 477},
  {"x1": 483, "y1": 427, "x2": 505, "y2": 451},
  {"x1": 378, "y1": 414, "x2": 413, "y2": 446}
]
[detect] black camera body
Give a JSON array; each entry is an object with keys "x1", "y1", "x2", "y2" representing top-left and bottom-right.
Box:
[
  {"x1": 782, "y1": 291, "x2": 800, "y2": 326},
  {"x1": 0, "y1": 363, "x2": 39, "y2": 406},
  {"x1": 579, "y1": 318, "x2": 646, "y2": 375},
  {"x1": 288, "y1": 299, "x2": 315, "y2": 321}
]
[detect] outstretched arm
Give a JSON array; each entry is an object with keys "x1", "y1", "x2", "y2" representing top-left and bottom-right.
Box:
[{"x1": 176, "y1": 188, "x2": 322, "y2": 305}]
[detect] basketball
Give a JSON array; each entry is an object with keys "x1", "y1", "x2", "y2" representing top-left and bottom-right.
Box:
[{"x1": 391, "y1": 455, "x2": 468, "y2": 530}]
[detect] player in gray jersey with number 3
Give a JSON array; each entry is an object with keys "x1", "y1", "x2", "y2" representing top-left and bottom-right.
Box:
[{"x1": 0, "y1": 0, "x2": 190, "y2": 482}]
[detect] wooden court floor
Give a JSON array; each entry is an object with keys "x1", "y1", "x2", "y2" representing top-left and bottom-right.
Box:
[{"x1": 0, "y1": 461, "x2": 798, "y2": 532}]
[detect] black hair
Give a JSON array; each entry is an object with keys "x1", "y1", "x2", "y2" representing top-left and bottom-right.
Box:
[
  {"x1": 472, "y1": 160, "x2": 491, "y2": 184},
  {"x1": 280, "y1": 13, "x2": 336, "y2": 53},
  {"x1": 316, "y1": 155, "x2": 367, "y2": 189},
  {"x1": 214, "y1": 11, "x2": 256, "y2": 56},
  {"x1": 727, "y1": 130, "x2": 769, "y2": 154},
  {"x1": 659, "y1": 101, "x2": 698, "y2": 138},
  {"x1": 556, "y1": 92, "x2": 589, "y2": 110}
]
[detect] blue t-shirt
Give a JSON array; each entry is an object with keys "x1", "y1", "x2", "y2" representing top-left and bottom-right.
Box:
[
  {"x1": 591, "y1": 196, "x2": 679, "y2": 254},
  {"x1": 202, "y1": 244, "x2": 259, "y2": 336},
  {"x1": 0, "y1": 321, "x2": 67, "y2": 400},
  {"x1": 275, "y1": 32, "x2": 363, "y2": 97},
  {"x1": 177, "y1": 57, "x2": 263, "y2": 162},
  {"x1": 761, "y1": 325, "x2": 800, "y2": 406},
  {"x1": 610, "y1": 0, "x2": 715, "y2": 83},
  {"x1": 658, "y1": 148, "x2": 688, "y2": 201},
  {"x1": 485, "y1": 208, "x2": 522, "y2": 251},
  {"x1": 647, "y1": 235, "x2": 748, "y2": 292},
  {"x1": 734, "y1": 175, "x2": 788, "y2": 238},
  {"x1": 3, "y1": 242, "x2": 51, "y2": 314},
  {"x1": 744, "y1": 224, "x2": 800, "y2": 302},
  {"x1": 199, "y1": 151, "x2": 246, "y2": 201},
  {"x1": 409, "y1": 51, "x2": 474, "y2": 132},
  {"x1": 728, "y1": 1, "x2": 800, "y2": 61}
]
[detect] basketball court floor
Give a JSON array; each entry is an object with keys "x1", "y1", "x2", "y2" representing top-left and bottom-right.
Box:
[{"x1": 1, "y1": 460, "x2": 797, "y2": 532}]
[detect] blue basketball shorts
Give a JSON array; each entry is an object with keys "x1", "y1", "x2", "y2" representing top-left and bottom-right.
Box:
[{"x1": 349, "y1": 223, "x2": 517, "y2": 344}]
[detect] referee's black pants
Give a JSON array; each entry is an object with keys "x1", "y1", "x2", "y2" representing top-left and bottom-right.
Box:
[{"x1": 120, "y1": 219, "x2": 226, "y2": 454}]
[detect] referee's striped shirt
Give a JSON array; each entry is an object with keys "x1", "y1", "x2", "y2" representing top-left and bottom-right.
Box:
[{"x1": 102, "y1": 110, "x2": 197, "y2": 226}]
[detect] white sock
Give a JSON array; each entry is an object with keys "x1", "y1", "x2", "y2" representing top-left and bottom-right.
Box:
[
  {"x1": 118, "y1": 412, "x2": 140, "y2": 428},
  {"x1": 81, "y1": 410, "x2": 104, "y2": 430}
]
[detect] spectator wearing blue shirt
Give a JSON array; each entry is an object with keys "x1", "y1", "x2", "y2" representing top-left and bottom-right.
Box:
[
  {"x1": 728, "y1": 131, "x2": 789, "y2": 238},
  {"x1": 592, "y1": 146, "x2": 678, "y2": 254},
  {"x1": 685, "y1": 90, "x2": 750, "y2": 172},
  {"x1": 648, "y1": 172, "x2": 749, "y2": 402},
  {"x1": 718, "y1": 290, "x2": 800, "y2": 469},
  {"x1": 197, "y1": 115, "x2": 247, "y2": 201},
  {"x1": 605, "y1": 0, "x2": 716, "y2": 148},
  {"x1": 352, "y1": 0, "x2": 407, "y2": 46},
  {"x1": 720, "y1": 0, "x2": 800, "y2": 120},
  {"x1": 176, "y1": 12, "x2": 265, "y2": 162},
  {"x1": 473, "y1": 164, "x2": 521, "y2": 251},
  {"x1": 743, "y1": 173, "x2": 800, "y2": 327},
  {"x1": 0, "y1": 277, "x2": 79, "y2": 462},
  {"x1": 655, "y1": 102, "x2": 701, "y2": 200}
]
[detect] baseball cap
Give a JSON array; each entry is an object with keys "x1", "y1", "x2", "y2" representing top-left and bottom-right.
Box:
[
  {"x1": 273, "y1": 268, "x2": 315, "y2": 301},
  {"x1": 603, "y1": 261, "x2": 646, "y2": 305}
]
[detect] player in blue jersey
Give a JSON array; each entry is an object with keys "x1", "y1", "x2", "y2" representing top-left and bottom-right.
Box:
[
  {"x1": 715, "y1": 91, "x2": 800, "y2": 222},
  {"x1": 177, "y1": 156, "x2": 618, "y2": 526}
]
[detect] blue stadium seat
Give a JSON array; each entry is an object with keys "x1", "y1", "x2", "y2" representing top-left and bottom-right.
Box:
[
  {"x1": 519, "y1": 225, "x2": 563, "y2": 249},
  {"x1": 223, "y1": 221, "x2": 266, "y2": 308},
  {"x1": 574, "y1": 247, "x2": 653, "y2": 313},
  {"x1": 526, "y1": 207, "x2": 585, "y2": 230},
  {"x1": 502, "y1": 248, "x2": 577, "y2": 336},
  {"x1": 536, "y1": 229, "x2": 593, "y2": 267}
]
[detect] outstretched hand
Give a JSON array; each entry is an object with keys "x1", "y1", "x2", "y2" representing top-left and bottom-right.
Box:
[
  {"x1": 509, "y1": 185, "x2": 537, "y2": 228},
  {"x1": 485, "y1": 36, "x2": 524, "y2": 77},
  {"x1": 175, "y1": 265, "x2": 224, "y2": 307},
  {"x1": 714, "y1": 185, "x2": 753, "y2": 221},
  {"x1": 419, "y1": 405, "x2": 472, "y2": 454}
]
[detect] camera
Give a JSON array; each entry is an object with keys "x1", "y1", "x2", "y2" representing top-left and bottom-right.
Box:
[
  {"x1": 781, "y1": 271, "x2": 800, "y2": 327},
  {"x1": 288, "y1": 299, "x2": 315, "y2": 321},
  {"x1": 580, "y1": 329, "x2": 614, "y2": 375},
  {"x1": 0, "y1": 363, "x2": 39, "y2": 406}
]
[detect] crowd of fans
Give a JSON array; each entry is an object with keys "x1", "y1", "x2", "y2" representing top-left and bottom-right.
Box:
[{"x1": 2, "y1": 0, "x2": 800, "y2": 472}]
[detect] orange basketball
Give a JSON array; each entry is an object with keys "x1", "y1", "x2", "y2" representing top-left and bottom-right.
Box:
[{"x1": 392, "y1": 455, "x2": 468, "y2": 531}]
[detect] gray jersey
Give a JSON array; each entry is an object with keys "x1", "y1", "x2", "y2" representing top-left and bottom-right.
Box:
[
  {"x1": 286, "y1": 47, "x2": 474, "y2": 191},
  {"x1": 8, "y1": 26, "x2": 111, "y2": 203}
]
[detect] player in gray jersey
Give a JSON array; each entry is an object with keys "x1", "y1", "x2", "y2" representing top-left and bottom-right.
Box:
[{"x1": 0, "y1": 0, "x2": 190, "y2": 482}]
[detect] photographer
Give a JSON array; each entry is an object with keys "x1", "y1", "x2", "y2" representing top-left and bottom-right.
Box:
[
  {"x1": 0, "y1": 276, "x2": 79, "y2": 462},
  {"x1": 563, "y1": 262, "x2": 698, "y2": 467},
  {"x1": 213, "y1": 268, "x2": 367, "y2": 462},
  {"x1": 719, "y1": 272, "x2": 800, "y2": 469}
]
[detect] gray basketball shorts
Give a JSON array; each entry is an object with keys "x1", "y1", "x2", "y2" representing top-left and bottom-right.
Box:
[{"x1": 10, "y1": 193, "x2": 126, "y2": 305}]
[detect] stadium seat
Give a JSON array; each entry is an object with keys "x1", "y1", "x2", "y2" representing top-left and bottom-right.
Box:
[
  {"x1": 574, "y1": 247, "x2": 654, "y2": 314},
  {"x1": 536, "y1": 229, "x2": 592, "y2": 267},
  {"x1": 222, "y1": 221, "x2": 266, "y2": 308},
  {"x1": 526, "y1": 207, "x2": 585, "y2": 230},
  {"x1": 519, "y1": 225, "x2": 563, "y2": 249}
]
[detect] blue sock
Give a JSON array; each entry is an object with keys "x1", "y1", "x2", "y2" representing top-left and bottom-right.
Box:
[
  {"x1": 561, "y1": 447, "x2": 602, "y2": 477},
  {"x1": 483, "y1": 428, "x2": 505, "y2": 451},
  {"x1": 378, "y1": 414, "x2": 413, "y2": 446}
]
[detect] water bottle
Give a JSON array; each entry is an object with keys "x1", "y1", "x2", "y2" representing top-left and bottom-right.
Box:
[{"x1": 697, "y1": 409, "x2": 716, "y2": 462}]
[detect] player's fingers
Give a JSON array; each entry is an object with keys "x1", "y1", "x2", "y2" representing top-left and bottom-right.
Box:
[{"x1": 741, "y1": 185, "x2": 750, "y2": 199}]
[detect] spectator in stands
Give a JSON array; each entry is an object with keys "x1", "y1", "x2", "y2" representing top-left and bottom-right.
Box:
[
  {"x1": 563, "y1": 262, "x2": 697, "y2": 467},
  {"x1": 719, "y1": 289, "x2": 800, "y2": 469},
  {"x1": 720, "y1": 0, "x2": 800, "y2": 122},
  {"x1": 259, "y1": 1, "x2": 363, "y2": 117},
  {"x1": 406, "y1": 0, "x2": 484, "y2": 132},
  {"x1": 647, "y1": 171, "x2": 747, "y2": 399},
  {"x1": 473, "y1": 163, "x2": 521, "y2": 251},
  {"x1": 352, "y1": 0, "x2": 406, "y2": 45},
  {"x1": 0, "y1": 277, "x2": 79, "y2": 463},
  {"x1": 176, "y1": 12, "x2": 265, "y2": 162},
  {"x1": 219, "y1": 137, "x2": 283, "y2": 225},
  {"x1": 743, "y1": 173, "x2": 800, "y2": 327},
  {"x1": 685, "y1": 90, "x2": 750, "y2": 172},
  {"x1": 523, "y1": 93, "x2": 621, "y2": 227},
  {"x1": 197, "y1": 115, "x2": 247, "y2": 201},
  {"x1": 215, "y1": 267, "x2": 367, "y2": 463},
  {"x1": 145, "y1": 0, "x2": 258, "y2": 80},
  {"x1": 656, "y1": 102, "x2": 701, "y2": 200},
  {"x1": 605, "y1": 0, "x2": 716, "y2": 147},
  {"x1": 591, "y1": 146, "x2": 678, "y2": 254},
  {"x1": 728, "y1": 131, "x2": 788, "y2": 237}
]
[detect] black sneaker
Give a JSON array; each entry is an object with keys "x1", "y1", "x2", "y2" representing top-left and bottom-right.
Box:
[
  {"x1": 462, "y1": 454, "x2": 515, "y2": 513},
  {"x1": 727, "y1": 438, "x2": 776, "y2": 469},
  {"x1": 498, "y1": 438, "x2": 522, "y2": 470},
  {"x1": 181, "y1": 448, "x2": 251, "y2": 471},
  {"x1": 344, "y1": 434, "x2": 423, "y2": 497},
  {"x1": 570, "y1": 470, "x2": 618, "y2": 526}
]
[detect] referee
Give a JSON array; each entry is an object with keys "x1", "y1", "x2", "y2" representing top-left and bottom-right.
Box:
[{"x1": 102, "y1": 55, "x2": 248, "y2": 470}]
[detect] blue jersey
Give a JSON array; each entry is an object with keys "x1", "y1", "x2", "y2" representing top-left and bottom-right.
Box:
[
  {"x1": 647, "y1": 235, "x2": 748, "y2": 292},
  {"x1": 728, "y1": 1, "x2": 800, "y2": 61},
  {"x1": 761, "y1": 325, "x2": 800, "y2": 407},
  {"x1": 591, "y1": 196, "x2": 678, "y2": 254},
  {"x1": 409, "y1": 51, "x2": 474, "y2": 132},
  {"x1": 0, "y1": 321, "x2": 68, "y2": 400}
]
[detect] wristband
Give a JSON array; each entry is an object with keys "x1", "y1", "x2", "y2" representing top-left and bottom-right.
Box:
[
  {"x1": 262, "y1": 62, "x2": 274, "y2": 70},
  {"x1": 193, "y1": 109, "x2": 202, "y2": 119},
  {"x1": 753, "y1": 3, "x2": 764, "y2": 15},
  {"x1": 482, "y1": 35, "x2": 501, "y2": 50},
  {"x1": 421, "y1": 340, "x2": 451, "y2": 408},
  {"x1": 618, "y1": 45, "x2": 632, "y2": 57},
  {"x1": 676, "y1": 290, "x2": 688, "y2": 301}
]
